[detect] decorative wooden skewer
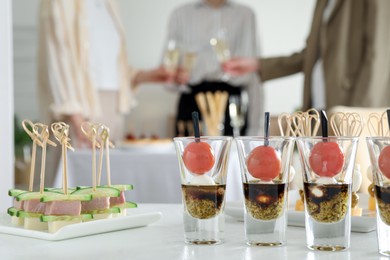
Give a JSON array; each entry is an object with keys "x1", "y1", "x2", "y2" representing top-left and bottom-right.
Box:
[
  {"x1": 291, "y1": 108, "x2": 320, "y2": 137},
  {"x1": 329, "y1": 111, "x2": 364, "y2": 216},
  {"x1": 81, "y1": 122, "x2": 100, "y2": 192},
  {"x1": 368, "y1": 111, "x2": 389, "y2": 137},
  {"x1": 34, "y1": 123, "x2": 57, "y2": 194},
  {"x1": 280, "y1": 109, "x2": 319, "y2": 212},
  {"x1": 22, "y1": 120, "x2": 41, "y2": 192},
  {"x1": 97, "y1": 125, "x2": 114, "y2": 186},
  {"x1": 51, "y1": 122, "x2": 74, "y2": 195},
  {"x1": 330, "y1": 112, "x2": 364, "y2": 137},
  {"x1": 366, "y1": 110, "x2": 390, "y2": 211},
  {"x1": 277, "y1": 112, "x2": 295, "y2": 137}
]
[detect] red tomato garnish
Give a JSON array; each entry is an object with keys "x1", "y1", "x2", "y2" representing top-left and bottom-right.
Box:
[
  {"x1": 309, "y1": 142, "x2": 345, "y2": 177},
  {"x1": 183, "y1": 142, "x2": 215, "y2": 175},
  {"x1": 246, "y1": 146, "x2": 281, "y2": 181},
  {"x1": 379, "y1": 146, "x2": 390, "y2": 179}
]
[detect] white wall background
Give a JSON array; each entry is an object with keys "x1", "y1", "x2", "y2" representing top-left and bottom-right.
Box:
[
  {"x1": 0, "y1": 0, "x2": 14, "y2": 211},
  {"x1": 12, "y1": 0, "x2": 315, "y2": 137}
]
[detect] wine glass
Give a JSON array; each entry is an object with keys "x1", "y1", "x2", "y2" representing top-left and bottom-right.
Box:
[
  {"x1": 163, "y1": 39, "x2": 180, "y2": 77},
  {"x1": 210, "y1": 29, "x2": 231, "y2": 81},
  {"x1": 179, "y1": 50, "x2": 197, "y2": 93},
  {"x1": 228, "y1": 92, "x2": 248, "y2": 137}
]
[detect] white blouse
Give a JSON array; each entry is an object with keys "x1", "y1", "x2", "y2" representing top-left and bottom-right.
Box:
[{"x1": 86, "y1": 0, "x2": 120, "y2": 91}]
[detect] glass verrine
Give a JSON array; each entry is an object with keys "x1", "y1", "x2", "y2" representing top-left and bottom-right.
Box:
[
  {"x1": 235, "y1": 136, "x2": 295, "y2": 246},
  {"x1": 296, "y1": 136, "x2": 359, "y2": 251},
  {"x1": 173, "y1": 136, "x2": 232, "y2": 245},
  {"x1": 366, "y1": 137, "x2": 390, "y2": 256}
]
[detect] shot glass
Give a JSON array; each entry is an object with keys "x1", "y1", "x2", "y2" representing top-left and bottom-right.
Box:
[
  {"x1": 235, "y1": 136, "x2": 295, "y2": 246},
  {"x1": 296, "y1": 137, "x2": 359, "y2": 251},
  {"x1": 366, "y1": 137, "x2": 390, "y2": 256},
  {"x1": 173, "y1": 136, "x2": 232, "y2": 245}
]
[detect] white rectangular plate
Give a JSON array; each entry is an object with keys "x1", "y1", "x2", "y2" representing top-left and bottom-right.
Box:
[{"x1": 0, "y1": 211, "x2": 161, "y2": 241}]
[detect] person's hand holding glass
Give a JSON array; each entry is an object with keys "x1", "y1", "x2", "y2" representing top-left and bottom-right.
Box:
[{"x1": 222, "y1": 57, "x2": 259, "y2": 77}]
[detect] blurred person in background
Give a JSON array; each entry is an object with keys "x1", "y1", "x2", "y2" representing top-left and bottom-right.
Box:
[
  {"x1": 38, "y1": 0, "x2": 184, "y2": 147},
  {"x1": 37, "y1": 0, "x2": 187, "y2": 187},
  {"x1": 223, "y1": 0, "x2": 390, "y2": 111},
  {"x1": 164, "y1": 0, "x2": 263, "y2": 136}
]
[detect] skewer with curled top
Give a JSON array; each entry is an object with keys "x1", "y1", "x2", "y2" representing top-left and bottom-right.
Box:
[
  {"x1": 291, "y1": 108, "x2": 321, "y2": 137},
  {"x1": 277, "y1": 113, "x2": 295, "y2": 137},
  {"x1": 366, "y1": 111, "x2": 390, "y2": 211},
  {"x1": 97, "y1": 125, "x2": 114, "y2": 187},
  {"x1": 22, "y1": 120, "x2": 56, "y2": 192},
  {"x1": 279, "y1": 109, "x2": 320, "y2": 211},
  {"x1": 34, "y1": 123, "x2": 57, "y2": 194},
  {"x1": 81, "y1": 122, "x2": 115, "y2": 190},
  {"x1": 51, "y1": 122, "x2": 74, "y2": 195},
  {"x1": 367, "y1": 111, "x2": 389, "y2": 137},
  {"x1": 330, "y1": 112, "x2": 364, "y2": 137},
  {"x1": 329, "y1": 111, "x2": 364, "y2": 215}
]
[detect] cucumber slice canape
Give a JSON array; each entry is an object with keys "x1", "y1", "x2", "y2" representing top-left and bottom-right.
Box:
[
  {"x1": 44, "y1": 187, "x2": 76, "y2": 193},
  {"x1": 41, "y1": 193, "x2": 92, "y2": 202},
  {"x1": 99, "y1": 184, "x2": 134, "y2": 191},
  {"x1": 16, "y1": 191, "x2": 62, "y2": 201},
  {"x1": 8, "y1": 189, "x2": 27, "y2": 197},
  {"x1": 72, "y1": 186, "x2": 121, "y2": 198},
  {"x1": 7, "y1": 207, "x2": 19, "y2": 216}
]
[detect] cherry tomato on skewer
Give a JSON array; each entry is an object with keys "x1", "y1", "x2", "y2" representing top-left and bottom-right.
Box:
[
  {"x1": 246, "y1": 146, "x2": 281, "y2": 181},
  {"x1": 183, "y1": 141, "x2": 215, "y2": 175},
  {"x1": 379, "y1": 146, "x2": 390, "y2": 179},
  {"x1": 309, "y1": 142, "x2": 345, "y2": 178}
]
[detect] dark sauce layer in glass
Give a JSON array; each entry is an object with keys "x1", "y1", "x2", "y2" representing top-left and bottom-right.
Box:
[
  {"x1": 304, "y1": 182, "x2": 350, "y2": 223},
  {"x1": 243, "y1": 182, "x2": 286, "y2": 220},
  {"x1": 182, "y1": 184, "x2": 225, "y2": 219},
  {"x1": 375, "y1": 185, "x2": 390, "y2": 225}
]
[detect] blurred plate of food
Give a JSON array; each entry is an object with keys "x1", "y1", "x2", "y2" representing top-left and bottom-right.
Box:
[{"x1": 118, "y1": 134, "x2": 174, "y2": 152}]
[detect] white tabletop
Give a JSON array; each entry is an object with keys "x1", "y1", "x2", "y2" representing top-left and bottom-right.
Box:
[
  {"x1": 54, "y1": 143, "x2": 243, "y2": 203},
  {"x1": 0, "y1": 203, "x2": 382, "y2": 260}
]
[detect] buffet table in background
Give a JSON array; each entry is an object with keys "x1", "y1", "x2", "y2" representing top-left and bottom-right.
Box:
[{"x1": 54, "y1": 142, "x2": 243, "y2": 203}]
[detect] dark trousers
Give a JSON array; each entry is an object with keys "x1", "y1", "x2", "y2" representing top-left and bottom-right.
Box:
[{"x1": 175, "y1": 81, "x2": 247, "y2": 136}]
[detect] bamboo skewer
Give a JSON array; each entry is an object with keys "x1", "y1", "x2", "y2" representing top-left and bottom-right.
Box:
[
  {"x1": 81, "y1": 122, "x2": 100, "y2": 191},
  {"x1": 34, "y1": 123, "x2": 57, "y2": 194},
  {"x1": 277, "y1": 112, "x2": 295, "y2": 137},
  {"x1": 52, "y1": 122, "x2": 74, "y2": 195},
  {"x1": 22, "y1": 120, "x2": 40, "y2": 192},
  {"x1": 330, "y1": 112, "x2": 364, "y2": 137},
  {"x1": 100, "y1": 126, "x2": 114, "y2": 186},
  {"x1": 291, "y1": 109, "x2": 320, "y2": 137},
  {"x1": 22, "y1": 120, "x2": 57, "y2": 192},
  {"x1": 368, "y1": 111, "x2": 389, "y2": 137},
  {"x1": 82, "y1": 123, "x2": 115, "y2": 188}
]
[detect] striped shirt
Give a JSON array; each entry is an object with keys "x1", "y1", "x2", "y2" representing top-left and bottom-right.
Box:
[
  {"x1": 165, "y1": 0, "x2": 259, "y2": 86},
  {"x1": 164, "y1": 0, "x2": 264, "y2": 135}
]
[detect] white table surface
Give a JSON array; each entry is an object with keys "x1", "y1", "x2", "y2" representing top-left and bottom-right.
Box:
[
  {"x1": 54, "y1": 143, "x2": 243, "y2": 203},
  {"x1": 0, "y1": 203, "x2": 383, "y2": 260}
]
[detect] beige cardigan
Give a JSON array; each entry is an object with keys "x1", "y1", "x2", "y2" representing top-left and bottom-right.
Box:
[
  {"x1": 38, "y1": 0, "x2": 138, "y2": 122},
  {"x1": 260, "y1": 0, "x2": 386, "y2": 111}
]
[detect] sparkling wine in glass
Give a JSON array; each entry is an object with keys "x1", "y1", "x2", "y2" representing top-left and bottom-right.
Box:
[
  {"x1": 178, "y1": 51, "x2": 197, "y2": 93},
  {"x1": 163, "y1": 40, "x2": 180, "y2": 75},
  {"x1": 210, "y1": 29, "x2": 231, "y2": 81},
  {"x1": 229, "y1": 92, "x2": 248, "y2": 137}
]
